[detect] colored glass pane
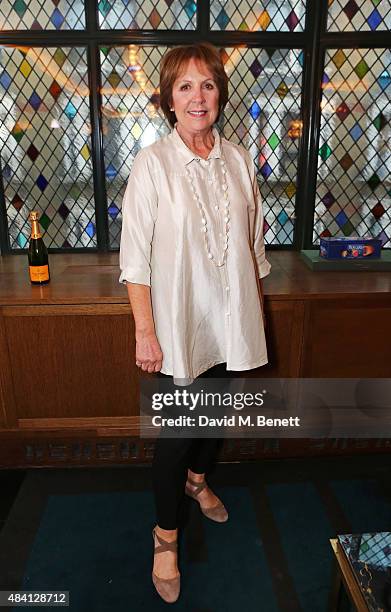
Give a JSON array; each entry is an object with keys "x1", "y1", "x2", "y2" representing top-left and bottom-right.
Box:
[
  {"x1": 0, "y1": 45, "x2": 96, "y2": 249},
  {"x1": 327, "y1": 0, "x2": 391, "y2": 31},
  {"x1": 211, "y1": 0, "x2": 306, "y2": 31},
  {"x1": 100, "y1": 45, "x2": 170, "y2": 248},
  {"x1": 314, "y1": 48, "x2": 391, "y2": 247},
  {"x1": 98, "y1": 0, "x2": 197, "y2": 30},
  {"x1": 0, "y1": 0, "x2": 85, "y2": 30},
  {"x1": 102, "y1": 45, "x2": 303, "y2": 248}
]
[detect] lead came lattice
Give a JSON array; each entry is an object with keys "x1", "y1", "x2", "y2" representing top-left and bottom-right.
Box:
[
  {"x1": 327, "y1": 0, "x2": 391, "y2": 32},
  {"x1": 102, "y1": 45, "x2": 304, "y2": 248},
  {"x1": 0, "y1": 0, "x2": 85, "y2": 30},
  {"x1": 0, "y1": 46, "x2": 96, "y2": 249},
  {"x1": 314, "y1": 47, "x2": 391, "y2": 246},
  {"x1": 98, "y1": 0, "x2": 197, "y2": 30},
  {"x1": 210, "y1": 0, "x2": 306, "y2": 32}
]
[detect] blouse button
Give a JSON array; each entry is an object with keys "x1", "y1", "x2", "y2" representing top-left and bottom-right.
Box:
[{"x1": 214, "y1": 205, "x2": 219, "y2": 211}]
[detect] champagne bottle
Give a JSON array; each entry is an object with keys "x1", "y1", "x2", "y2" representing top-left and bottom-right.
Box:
[{"x1": 28, "y1": 210, "x2": 50, "y2": 284}]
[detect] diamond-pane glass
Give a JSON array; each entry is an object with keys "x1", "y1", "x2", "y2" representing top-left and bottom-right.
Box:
[
  {"x1": 98, "y1": 0, "x2": 197, "y2": 30},
  {"x1": 211, "y1": 0, "x2": 306, "y2": 31},
  {"x1": 314, "y1": 48, "x2": 391, "y2": 246},
  {"x1": 0, "y1": 46, "x2": 96, "y2": 249},
  {"x1": 327, "y1": 0, "x2": 391, "y2": 32},
  {"x1": 103, "y1": 45, "x2": 303, "y2": 248},
  {"x1": 100, "y1": 46, "x2": 170, "y2": 248},
  {"x1": 223, "y1": 47, "x2": 304, "y2": 245},
  {"x1": 0, "y1": 0, "x2": 85, "y2": 30}
]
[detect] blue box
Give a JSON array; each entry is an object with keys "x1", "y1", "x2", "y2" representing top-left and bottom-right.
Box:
[{"x1": 319, "y1": 236, "x2": 382, "y2": 259}]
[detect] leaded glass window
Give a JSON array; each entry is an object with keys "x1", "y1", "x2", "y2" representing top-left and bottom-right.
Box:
[
  {"x1": 100, "y1": 46, "x2": 169, "y2": 248},
  {"x1": 0, "y1": 46, "x2": 96, "y2": 248},
  {"x1": 0, "y1": 1, "x2": 390, "y2": 253},
  {"x1": 314, "y1": 48, "x2": 391, "y2": 246},
  {"x1": 98, "y1": 0, "x2": 197, "y2": 30},
  {"x1": 327, "y1": 0, "x2": 391, "y2": 32},
  {"x1": 210, "y1": 0, "x2": 306, "y2": 31},
  {"x1": 101, "y1": 45, "x2": 303, "y2": 248},
  {"x1": 0, "y1": 0, "x2": 85, "y2": 30},
  {"x1": 222, "y1": 47, "x2": 304, "y2": 245}
]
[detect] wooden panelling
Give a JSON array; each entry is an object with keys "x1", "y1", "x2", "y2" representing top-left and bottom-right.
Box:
[
  {"x1": 302, "y1": 297, "x2": 391, "y2": 376},
  {"x1": 4, "y1": 312, "x2": 139, "y2": 420},
  {"x1": 247, "y1": 300, "x2": 305, "y2": 377},
  {"x1": 0, "y1": 315, "x2": 17, "y2": 428},
  {"x1": 18, "y1": 416, "x2": 140, "y2": 436},
  {"x1": 1, "y1": 304, "x2": 130, "y2": 317},
  {"x1": 1, "y1": 252, "x2": 390, "y2": 465},
  {"x1": 0, "y1": 434, "x2": 390, "y2": 468}
]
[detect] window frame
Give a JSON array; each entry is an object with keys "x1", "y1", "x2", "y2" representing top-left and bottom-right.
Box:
[{"x1": 0, "y1": 0, "x2": 389, "y2": 254}]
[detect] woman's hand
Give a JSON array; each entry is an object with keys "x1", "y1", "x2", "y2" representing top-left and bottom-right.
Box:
[{"x1": 135, "y1": 331, "x2": 163, "y2": 373}]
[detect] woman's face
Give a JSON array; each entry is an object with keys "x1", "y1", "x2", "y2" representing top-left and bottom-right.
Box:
[{"x1": 171, "y1": 58, "x2": 219, "y2": 135}]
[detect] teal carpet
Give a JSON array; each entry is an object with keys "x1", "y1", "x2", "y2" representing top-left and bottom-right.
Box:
[{"x1": 1, "y1": 455, "x2": 391, "y2": 611}]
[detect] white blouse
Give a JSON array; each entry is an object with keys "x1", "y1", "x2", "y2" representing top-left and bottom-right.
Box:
[{"x1": 119, "y1": 125, "x2": 271, "y2": 384}]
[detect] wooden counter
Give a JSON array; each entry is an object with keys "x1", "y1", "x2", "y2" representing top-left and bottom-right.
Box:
[
  {"x1": 1, "y1": 251, "x2": 390, "y2": 467},
  {"x1": 1, "y1": 251, "x2": 391, "y2": 304}
]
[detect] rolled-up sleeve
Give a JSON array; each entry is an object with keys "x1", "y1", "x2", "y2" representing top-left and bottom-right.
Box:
[
  {"x1": 119, "y1": 150, "x2": 158, "y2": 286},
  {"x1": 247, "y1": 152, "x2": 271, "y2": 279}
]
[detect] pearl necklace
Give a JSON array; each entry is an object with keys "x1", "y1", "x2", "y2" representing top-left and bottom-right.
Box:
[{"x1": 185, "y1": 158, "x2": 230, "y2": 267}]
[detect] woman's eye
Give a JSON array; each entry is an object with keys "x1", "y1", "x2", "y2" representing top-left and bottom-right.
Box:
[
  {"x1": 205, "y1": 83, "x2": 214, "y2": 89},
  {"x1": 180, "y1": 84, "x2": 189, "y2": 90}
]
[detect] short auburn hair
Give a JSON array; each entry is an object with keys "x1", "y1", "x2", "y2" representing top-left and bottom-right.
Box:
[{"x1": 159, "y1": 43, "x2": 228, "y2": 128}]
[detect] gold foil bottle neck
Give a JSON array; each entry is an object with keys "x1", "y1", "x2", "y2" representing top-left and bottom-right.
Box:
[
  {"x1": 29, "y1": 210, "x2": 42, "y2": 239},
  {"x1": 29, "y1": 210, "x2": 39, "y2": 222}
]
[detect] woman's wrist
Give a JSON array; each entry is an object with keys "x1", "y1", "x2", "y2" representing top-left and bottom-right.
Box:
[{"x1": 136, "y1": 327, "x2": 156, "y2": 340}]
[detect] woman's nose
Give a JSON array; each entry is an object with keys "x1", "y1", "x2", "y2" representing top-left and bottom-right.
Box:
[{"x1": 192, "y1": 87, "x2": 205, "y2": 103}]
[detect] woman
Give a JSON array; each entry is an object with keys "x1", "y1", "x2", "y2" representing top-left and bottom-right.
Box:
[{"x1": 119, "y1": 42, "x2": 271, "y2": 603}]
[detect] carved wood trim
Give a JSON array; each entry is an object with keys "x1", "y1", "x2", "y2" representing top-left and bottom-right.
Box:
[
  {"x1": 1, "y1": 305, "x2": 131, "y2": 317},
  {"x1": 0, "y1": 435, "x2": 390, "y2": 468}
]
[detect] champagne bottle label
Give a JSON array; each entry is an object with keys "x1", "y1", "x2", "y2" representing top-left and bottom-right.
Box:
[{"x1": 29, "y1": 265, "x2": 49, "y2": 282}]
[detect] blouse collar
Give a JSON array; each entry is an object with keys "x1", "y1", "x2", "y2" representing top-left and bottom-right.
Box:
[{"x1": 171, "y1": 123, "x2": 222, "y2": 164}]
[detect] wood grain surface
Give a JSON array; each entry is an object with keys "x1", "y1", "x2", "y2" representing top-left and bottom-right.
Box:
[{"x1": 1, "y1": 251, "x2": 391, "y2": 305}]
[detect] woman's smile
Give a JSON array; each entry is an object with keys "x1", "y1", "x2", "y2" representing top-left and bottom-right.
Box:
[{"x1": 188, "y1": 110, "x2": 208, "y2": 117}]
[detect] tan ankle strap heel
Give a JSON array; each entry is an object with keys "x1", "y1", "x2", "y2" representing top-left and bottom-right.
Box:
[
  {"x1": 185, "y1": 477, "x2": 208, "y2": 497},
  {"x1": 185, "y1": 478, "x2": 229, "y2": 523},
  {"x1": 152, "y1": 528, "x2": 178, "y2": 554},
  {"x1": 152, "y1": 528, "x2": 181, "y2": 604}
]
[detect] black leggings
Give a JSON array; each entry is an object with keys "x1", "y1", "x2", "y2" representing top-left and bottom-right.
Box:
[{"x1": 152, "y1": 363, "x2": 232, "y2": 530}]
